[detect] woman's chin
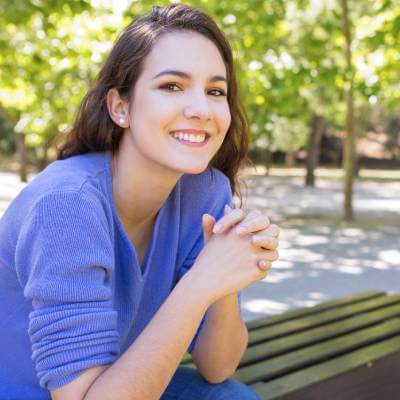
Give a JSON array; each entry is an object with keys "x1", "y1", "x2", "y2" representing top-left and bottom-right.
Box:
[{"x1": 170, "y1": 161, "x2": 210, "y2": 175}]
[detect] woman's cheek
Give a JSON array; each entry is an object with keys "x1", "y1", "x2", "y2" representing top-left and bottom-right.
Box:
[{"x1": 218, "y1": 103, "x2": 231, "y2": 134}]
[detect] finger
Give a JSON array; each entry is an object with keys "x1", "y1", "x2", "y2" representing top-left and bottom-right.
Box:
[
  {"x1": 224, "y1": 204, "x2": 233, "y2": 215},
  {"x1": 202, "y1": 214, "x2": 216, "y2": 243},
  {"x1": 212, "y1": 208, "x2": 246, "y2": 234},
  {"x1": 235, "y1": 214, "x2": 270, "y2": 236},
  {"x1": 251, "y1": 235, "x2": 279, "y2": 250},
  {"x1": 257, "y1": 260, "x2": 272, "y2": 272},
  {"x1": 263, "y1": 224, "x2": 280, "y2": 238},
  {"x1": 258, "y1": 249, "x2": 279, "y2": 262}
]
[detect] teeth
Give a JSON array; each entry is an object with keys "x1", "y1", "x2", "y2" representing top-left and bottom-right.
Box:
[{"x1": 172, "y1": 132, "x2": 206, "y2": 143}]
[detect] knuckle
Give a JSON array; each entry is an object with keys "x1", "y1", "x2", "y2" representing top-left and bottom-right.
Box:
[
  {"x1": 250, "y1": 209, "x2": 262, "y2": 217},
  {"x1": 266, "y1": 240, "x2": 276, "y2": 250},
  {"x1": 270, "y1": 224, "x2": 280, "y2": 236},
  {"x1": 250, "y1": 215, "x2": 267, "y2": 229},
  {"x1": 236, "y1": 208, "x2": 246, "y2": 219},
  {"x1": 269, "y1": 237, "x2": 278, "y2": 247}
]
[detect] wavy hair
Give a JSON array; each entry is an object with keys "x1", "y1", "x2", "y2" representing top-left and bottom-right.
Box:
[{"x1": 57, "y1": 4, "x2": 250, "y2": 206}]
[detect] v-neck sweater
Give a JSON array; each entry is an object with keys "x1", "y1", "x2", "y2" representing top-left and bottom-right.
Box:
[{"x1": 0, "y1": 151, "x2": 243, "y2": 398}]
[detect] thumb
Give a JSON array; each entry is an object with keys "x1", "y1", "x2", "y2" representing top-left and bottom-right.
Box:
[{"x1": 202, "y1": 213, "x2": 216, "y2": 243}]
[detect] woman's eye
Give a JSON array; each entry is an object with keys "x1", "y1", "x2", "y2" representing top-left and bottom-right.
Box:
[
  {"x1": 160, "y1": 83, "x2": 181, "y2": 92},
  {"x1": 209, "y1": 89, "x2": 227, "y2": 97}
]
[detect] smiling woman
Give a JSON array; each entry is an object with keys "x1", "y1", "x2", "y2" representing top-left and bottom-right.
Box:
[{"x1": 0, "y1": 4, "x2": 280, "y2": 400}]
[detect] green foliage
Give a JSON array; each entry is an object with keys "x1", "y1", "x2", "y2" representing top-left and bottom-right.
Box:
[{"x1": 0, "y1": 0, "x2": 399, "y2": 164}]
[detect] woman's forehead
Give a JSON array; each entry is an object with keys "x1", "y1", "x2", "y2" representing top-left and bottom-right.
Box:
[{"x1": 141, "y1": 31, "x2": 227, "y2": 80}]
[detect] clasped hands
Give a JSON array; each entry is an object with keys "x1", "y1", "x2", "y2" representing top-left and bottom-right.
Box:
[{"x1": 202, "y1": 205, "x2": 280, "y2": 273}]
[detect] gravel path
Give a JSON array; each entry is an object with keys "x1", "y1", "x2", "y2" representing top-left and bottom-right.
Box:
[
  {"x1": 239, "y1": 174, "x2": 400, "y2": 321},
  {"x1": 1, "y1": 170, "x2": 399, "y2": 322}
]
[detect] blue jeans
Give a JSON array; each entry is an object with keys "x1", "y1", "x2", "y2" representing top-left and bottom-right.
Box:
[{"x1": 160, "y1": 366, "x2": 261, "y2": 400}]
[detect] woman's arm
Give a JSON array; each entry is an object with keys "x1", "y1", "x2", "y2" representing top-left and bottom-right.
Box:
[
  {"x1": 52, "y1": 271, "x2": 213, "y2": 400},
  {"x1": 189, "y1": 205, "x2": 279, "y2": 381},
  {"x1": 191, "y1": 293, "x2": 248, "y2": 382}
]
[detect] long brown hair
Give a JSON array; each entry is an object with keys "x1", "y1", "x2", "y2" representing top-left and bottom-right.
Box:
[{"x1": 57, "y1": 4, "x2": 250, "y2": 205}]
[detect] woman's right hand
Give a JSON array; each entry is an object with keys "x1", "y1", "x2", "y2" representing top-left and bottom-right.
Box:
[{"x1": 189, "y1": 208, "x2": 277, "y2": 304}]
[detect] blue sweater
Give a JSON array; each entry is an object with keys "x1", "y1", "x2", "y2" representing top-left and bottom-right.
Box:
[{"x1": 0, "y1": 151, "x2": 242, "y2": 399}]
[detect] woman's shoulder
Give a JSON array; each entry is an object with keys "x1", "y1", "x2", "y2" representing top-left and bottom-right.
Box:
[
  {"x1": 1, "y1": 152, "x2": 112, "y2": 229},
  {"x1": 28, "y1": 151, "x2": 107, "y2": 192},
  {"x1": 19, "y1": 151, "x2": 107, "y2": 199}
]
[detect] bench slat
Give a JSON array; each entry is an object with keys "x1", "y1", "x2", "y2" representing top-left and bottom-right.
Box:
[
  {"x1": 240, "y1": 302, "x2": 400, "y2": 366},
  {"x1": 181, "y1": 292, "x2": 397, "y2": 365},
  {"x1": 246, "y1": 290, "x2": 384, "y2": 330},
  {"x1": 248, "y1": 294, "x2": 400, "y2": 344},
  {"x1": 233, "y1": 318, "x2": 400, "y2": 383},
  {"x1": 249, "y1": 336, "x2": 400, "y2": 399}
]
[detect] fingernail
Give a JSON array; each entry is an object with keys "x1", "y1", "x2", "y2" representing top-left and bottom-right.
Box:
[
  {"x1": 213, "y1": 222, "x2": 223, "y2": 233},
  {"x1": 236, "y1": 226, "x2": 247, "y2": 234},
  {"x1": 224, "y1": 204, "x2": 231, "y2": 213}
]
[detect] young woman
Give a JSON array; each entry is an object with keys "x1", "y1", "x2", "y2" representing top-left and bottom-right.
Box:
[{"x1": 0, "y1": 4, "x2": 280, "y2": 399}]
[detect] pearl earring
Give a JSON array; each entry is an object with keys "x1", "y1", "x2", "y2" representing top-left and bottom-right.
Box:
[{"x1": 119, "y1": 117, "x2": 125, "y2": 125}]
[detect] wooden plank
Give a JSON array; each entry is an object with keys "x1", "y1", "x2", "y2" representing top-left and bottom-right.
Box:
[
  {"x1": 183, "y1": 302, "x2": 400, "y2": 368},
  {"x1": 249, "y1": 336, "x2": 400, "y2": 400},
  {"x1": 239, "y1": 302, "x2": 400, "y2": 366},
  {"x1": 278, "y1": 350, "x2": 400, "y2": 400},
  {"x1": 248, "y1": 294, "x2": 400, "y2": 345},
  {"x1": 181, "y1": 292, "x2": 392, "y2": 365},
  {"x1": 246, "y1": 290, "x2": 384, "y2": 330},
  {"x1": 233, "y1": 318, "x2": 400, "y2": 383}
]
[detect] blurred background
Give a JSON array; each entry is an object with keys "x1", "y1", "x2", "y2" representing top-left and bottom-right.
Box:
[{"x1": 0, "y1": 0, "x2": 399, "y2": 321}]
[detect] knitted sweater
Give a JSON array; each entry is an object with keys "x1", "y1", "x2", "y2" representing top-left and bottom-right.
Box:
[{"x1": 0, "y1": 151, "x2": 242, "y2": 398}]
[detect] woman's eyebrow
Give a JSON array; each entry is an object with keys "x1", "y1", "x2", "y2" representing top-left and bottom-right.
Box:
[{"x1": 152, "y1": 69, "x2": 227, "y2": 83}]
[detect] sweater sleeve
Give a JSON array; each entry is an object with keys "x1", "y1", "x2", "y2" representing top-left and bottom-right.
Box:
[
  {"x1": 14, "y1": 190, "x2": 120, "y2": 390},
  {"x1": 179, "y1": 172, "x2": 244, "y2": 354}
]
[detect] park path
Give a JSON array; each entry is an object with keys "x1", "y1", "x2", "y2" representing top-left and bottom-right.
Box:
[
  {"x1": 1, "y1": 169, "x2": 399, "y2": 322},
  {"x1": 239, "y1": 173, "x2": 399, "y2": 321}
]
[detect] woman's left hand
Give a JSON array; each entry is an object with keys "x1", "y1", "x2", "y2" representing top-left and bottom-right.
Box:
[{"x1": 202, "y1": 205, "x2": 280, "y2": 271}]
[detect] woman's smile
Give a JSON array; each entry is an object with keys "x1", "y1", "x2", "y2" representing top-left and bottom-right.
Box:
[{"x1": 169, "y1": 129, "x2": 211, "y2": 148}]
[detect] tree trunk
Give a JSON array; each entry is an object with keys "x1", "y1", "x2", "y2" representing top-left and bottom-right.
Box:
[
  {"x1": 285, "y1": 149, "x2": 295, "y2": 168},
  {"x1": 16, "y1": 133, "x2": 27, "y2": 182},
  {"x1": 264, "y1": 148, "x2": 272, "y2": 176},
  {"x1": 305, "y1": 113, "x2": 325, "y2": 187},
  {"x1": 340, "y1": 0, "x2": 355, "y2": 221},
  {"x1": 38, "y1": 138, "x2": 51, "y2": 171}
]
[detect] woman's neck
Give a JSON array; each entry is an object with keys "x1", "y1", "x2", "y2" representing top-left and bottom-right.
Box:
[{"x1": 110, "y1": 135, "x2": 182, "y2": 233}]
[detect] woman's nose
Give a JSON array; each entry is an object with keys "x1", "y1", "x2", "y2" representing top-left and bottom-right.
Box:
[{"x1": 183, "y1": 90, "x2": 212, "y2": 121}]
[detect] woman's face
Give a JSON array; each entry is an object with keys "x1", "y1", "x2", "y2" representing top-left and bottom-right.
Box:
[{"x1": 125, "y1": 30, "x2": 231, "y2": 175}]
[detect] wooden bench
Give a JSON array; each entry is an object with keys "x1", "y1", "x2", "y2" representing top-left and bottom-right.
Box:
[{"x1": 181, "y1": 290, "x2": 400, "y2": 399}]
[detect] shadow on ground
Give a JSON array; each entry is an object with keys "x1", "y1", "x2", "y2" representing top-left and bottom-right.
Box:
[{"x1": 239, "y1": 175, "x2": 400, "y2": 322}]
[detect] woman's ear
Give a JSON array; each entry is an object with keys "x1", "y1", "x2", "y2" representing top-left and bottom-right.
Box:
[{"x1": 106, "y1": 88, "x2": 129, "y2": 128}]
